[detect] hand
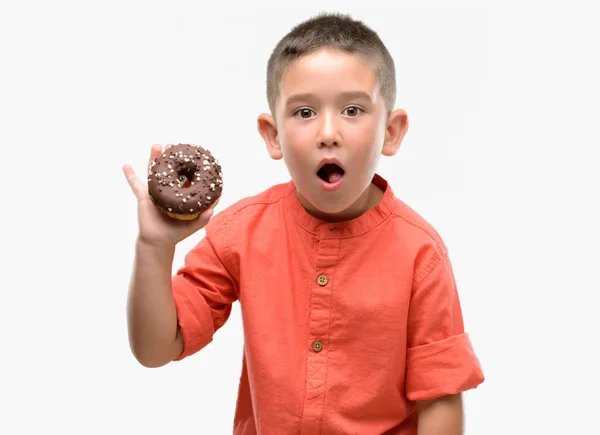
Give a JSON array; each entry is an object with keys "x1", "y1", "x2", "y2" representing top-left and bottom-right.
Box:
[{"x1": 123, "y1": 144, "x2": 214, "y2": 249}]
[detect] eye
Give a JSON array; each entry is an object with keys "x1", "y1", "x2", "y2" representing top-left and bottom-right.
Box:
[
  {"x1": 294, "y1": 108, "x2": 316, "y2": 119},
  {"x1": 343, "y1": 106, "x2": 363, "y2": 117}
]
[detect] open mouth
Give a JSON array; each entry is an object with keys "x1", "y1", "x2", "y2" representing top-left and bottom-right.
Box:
[{"x1": 317, "y1": 163, "x2": 345, "y2": 184}]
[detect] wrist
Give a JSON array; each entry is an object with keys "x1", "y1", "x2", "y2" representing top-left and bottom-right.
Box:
[{"x1": 136, "y1": 236, "x2": 176, "y2": 254}]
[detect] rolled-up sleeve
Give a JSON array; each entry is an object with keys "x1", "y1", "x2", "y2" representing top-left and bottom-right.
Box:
[
  {"x1": 171, "y1": 214, "x2": 239, "y2": 361},
  {"x1": 405, "y1": 249, "x2": 484, "y2": 401}
]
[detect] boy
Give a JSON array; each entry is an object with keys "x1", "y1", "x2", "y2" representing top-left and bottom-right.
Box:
[{"x1": 123, "y1": 12, "x2": 484, "y2": 435}]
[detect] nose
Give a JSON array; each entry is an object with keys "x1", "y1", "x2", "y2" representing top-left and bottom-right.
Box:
[{"x1": 318, "y1": 111, "x2": 340, "y2": 148}]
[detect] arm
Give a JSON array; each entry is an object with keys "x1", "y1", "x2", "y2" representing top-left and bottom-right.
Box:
[
  {"x1": 126, "y1": 239, "x2": 183, "y2": 368},
  {"x1": 405, "y1": 246, "x2": 484, "y2": 431},
  {"x1": 417, "y1": 394, "x2": 464, "y2": 435},
  {"x1": 123, "y1": 145, "x2": 214, "y2": 368}
]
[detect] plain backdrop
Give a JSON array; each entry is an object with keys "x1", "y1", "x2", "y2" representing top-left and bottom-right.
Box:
[{"x1": 1, "y1": 0, "x2": 599, "y2": 434}]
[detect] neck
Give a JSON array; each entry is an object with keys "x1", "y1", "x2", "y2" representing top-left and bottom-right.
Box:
[{"x1": 299, "y1": 182, "x2": 384, "y2": 223}]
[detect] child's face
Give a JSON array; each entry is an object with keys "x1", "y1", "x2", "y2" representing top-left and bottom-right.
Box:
[{"x1": 259, "y1": 48, "x2": 407, "y2": 221}]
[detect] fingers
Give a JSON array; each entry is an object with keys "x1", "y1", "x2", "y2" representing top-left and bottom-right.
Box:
[
  {"x1": 148, "y1": 144, "x2": 175, "y2": 169},
  {"x1": 188, "y1": 208, "x2": 214, "y2": 233},
  {"x1": 128, "y1": 143, "x2": 176, "y2": 201},
  {"x1": 199, "y1": 207, "x2": 214, "y2": 222},
  {"x1": 148, "y1": 143, "x2": 162, "y2": 170},
  {"x1": 122, "y1": 164, "x2": 146, "y2": 200},
  {"x1": 197, "y1": 208, "x2": 214, "y2": 227}
]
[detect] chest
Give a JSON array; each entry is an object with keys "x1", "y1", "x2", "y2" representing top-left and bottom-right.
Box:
[{"x1": 237, "y1": 227, "x2": 414, "y2": 333}]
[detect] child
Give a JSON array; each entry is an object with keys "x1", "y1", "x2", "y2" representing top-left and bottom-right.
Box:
[{"x1": 123, "y1": 12, "x2": 484, "y2": 435}]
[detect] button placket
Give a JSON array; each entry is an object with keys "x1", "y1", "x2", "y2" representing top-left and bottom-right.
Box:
[{"x1": 300, "y1": 232, "x2": 340, "y2": 433}]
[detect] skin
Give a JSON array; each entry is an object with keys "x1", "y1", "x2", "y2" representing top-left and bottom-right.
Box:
[
  {"x1": 122, "y1": 46, "x2": 463, "y2": 433},
  {"x1": 122, "y1": 144, "x2": 213, "y2": 367},
  {"x1": 417, "y1": 394, "x2": 464, "y2": 434},
  {"x1": 258, "y1": 48, "x2": 464, "y2": 433},
  {"x1": 257, "y1": 47, "x2": 408, "y2": 222}
]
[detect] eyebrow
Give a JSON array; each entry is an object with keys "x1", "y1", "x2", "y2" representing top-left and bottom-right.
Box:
[{"x1": 285, "y1": 91, "x2": 373, "y2": 106}]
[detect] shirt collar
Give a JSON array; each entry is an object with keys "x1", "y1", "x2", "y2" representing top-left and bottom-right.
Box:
[{"x1": 284, "y1": 173, "x2": 396, "y2": 238}]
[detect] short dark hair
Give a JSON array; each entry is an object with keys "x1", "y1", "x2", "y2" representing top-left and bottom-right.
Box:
[{"x1": 266, "y1": 12, "x2": 396, "y2": 116}]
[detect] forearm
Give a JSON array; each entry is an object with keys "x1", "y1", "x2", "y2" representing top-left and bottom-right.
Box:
[
  {"x1": 417, "y1": 394, "x2": 464, "y2": 435},
  {"x1": 127, "y1": 239, "x2": 182, "y2": 367}
]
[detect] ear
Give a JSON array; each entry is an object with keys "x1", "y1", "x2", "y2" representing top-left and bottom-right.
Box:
[
  {"x1": 382, "y1": 109, "x2": 408, "y2": 157},
  {"x1": 257, "y1": 113, "x2": 282, "y2": 160}
]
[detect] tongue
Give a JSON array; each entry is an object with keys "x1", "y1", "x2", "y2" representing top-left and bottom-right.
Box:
[
  {"x1": 322, "y1": 165, "x2": 343, "y2": 183},
  {"x1": 327, "y1": 171, "x2": 342, "y2": 183}
]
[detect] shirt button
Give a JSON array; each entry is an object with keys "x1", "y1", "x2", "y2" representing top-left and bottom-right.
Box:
[
  {"x1": 312, "y1": 340, "x2": 323, "y2": 352},
  {"x1": 317, "y1": 274, "x2": 328, "y2": 286}
]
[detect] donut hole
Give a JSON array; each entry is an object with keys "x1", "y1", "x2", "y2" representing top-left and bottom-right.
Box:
[{"x1": 177, "y1": 168, "x2": 196, "y2": 188}]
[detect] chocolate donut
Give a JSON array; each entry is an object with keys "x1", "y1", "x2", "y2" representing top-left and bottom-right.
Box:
[{"x1": 147, "y1": 144, "x2": 223, "y2": 220}]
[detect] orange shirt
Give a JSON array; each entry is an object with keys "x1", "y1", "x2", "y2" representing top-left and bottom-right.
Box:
[{"x1": 171, "y1": 174, "x2": 484, "y2": 434}]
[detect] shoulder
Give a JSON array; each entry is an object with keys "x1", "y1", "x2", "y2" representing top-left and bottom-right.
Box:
[
  {"x1": 388, "y1": 194, "x2": 449, "y2": 256},
  {"x1": 203, "y1": 181, "x2": 292, "y2": 240},
  {"x1": 384, "y1": 191, "x2": 453, "y2": 287},
  {"x1": 222, "y1": 181, "x2": 291, "y2": 217},
  {"x1": 211, "y1": 181, "x2": 291, "y2": 221}
]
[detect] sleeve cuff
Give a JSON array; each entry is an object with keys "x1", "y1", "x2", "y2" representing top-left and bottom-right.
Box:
[
  {"x1": 405, "y1": 332, "x2": 484, "y2": 401},
  {"x1": 172, "y1": 275, "x2": 215, "y2": 361}
]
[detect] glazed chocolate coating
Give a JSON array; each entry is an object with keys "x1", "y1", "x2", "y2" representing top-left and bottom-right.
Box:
[{"x1": 147, "y1": 144, "x2": 223, "y2": 216}]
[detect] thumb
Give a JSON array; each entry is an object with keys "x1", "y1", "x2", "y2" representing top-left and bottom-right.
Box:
[{"x1": 188, "y1": 208, "x2": 214, "y2": 233}]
